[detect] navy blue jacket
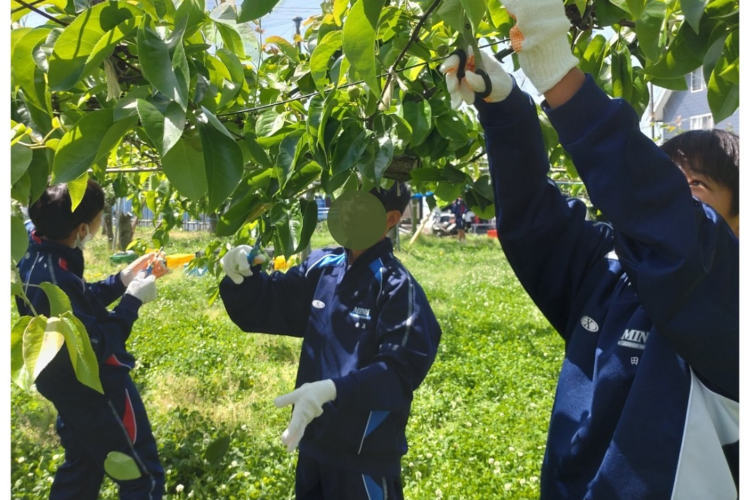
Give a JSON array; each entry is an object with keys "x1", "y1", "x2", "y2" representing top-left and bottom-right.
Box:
[
  {"x1": 220, "y1": 238, "x2": 442, "y2": 477},
  {"x1": 16, "y1": 231, "x2": 142, "y2": 403},
  {"x1": 475, "y1": 76, "x2": 738, "y2": 499}
]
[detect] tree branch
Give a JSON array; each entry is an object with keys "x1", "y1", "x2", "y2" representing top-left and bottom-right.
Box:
[
  {"x1": 377, "y1": 0, "x2": 442, "y2": 108},
  {"x1": 13, "y1": 0, "x2": 68, "y2": 26}
]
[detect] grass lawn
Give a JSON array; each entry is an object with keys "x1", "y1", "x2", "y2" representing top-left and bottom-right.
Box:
[{"x1": 11, "y1": 227, "x2": 564, "y2": 499}]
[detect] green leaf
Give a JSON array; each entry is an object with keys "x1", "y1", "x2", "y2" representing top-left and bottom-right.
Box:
[
  {"x1": 11, "y1": 143, "x2": 33, "y2": 186},
  {"x1": 436, "y1": 0, "x2": 465, "y2": 33},
  {"x1": 175, "y1": 0, "x2": 206, "y2": 38},
  {"x1": 197, "y1": 111, "x2": 244, "y2": 213},
  {"x1": 611, "y1": 43, "x2": 633, "y2": 102},
  {"x1": 104, "y1": 451, "x2": 142, "y2": 481},
  {"x1": 486, "y1": 0, "x2": 511, "y2": 29},
  {"x1": 11, "y1": 216, "x2": 29, "y2": 263},
  {"x1": 11, "y1": 316, "x2": 32, "y2": 385},
  {"x1": 435, "y1": 115, "x2": 468, "y2": 143},
  {"x1": 276, "y1": 131, "x2": 305, "y2": 189},
  {"x1": 707, "y1": 32, "x2": 739, "y2": 124},
  {"x1": 683, "y1": 0, "x2": 710, "y2": 34},
  {"x1": 161, "y1": 137, "x2": 208, "y2": 201},
  {"x1": 39, "y1": 282, "x2": 73, "y2": 317},
  {"x1": 137, "y1": 15, "x2": 189, "y2": 111},
  {"x1": 216, "y1": 23, "x2": 246, "y2": 60},
  {"x1": 52, "y1": 109, "x2": 114, "y2": 184},
  {"x1": 48, "y1": 2, "x2": 141, "y2": 91},
  {"x1": 255, "y1": 109, "x2": 287, "y2": 138},
  {"x1": 22, "y1": 315, "x2": 63, "y2": 382},
  {"x1": 643, "y1": 24, "x2": 703, "y2": 79},
  {"x1": 204, "y1": 435, "x2": 230, "y2": 467},
  {"x1": 237, "y1": 0, "x2": 281, "y2": 23},
  {"x1": 266, "y1": 35, "x2": 300, "y2": 62},
  {"x1": 136, "y1": 99, "x2": 165, "y2": 152},
  {"x1": 94, "y1": 115, "x2": 139, "y2": 165},
  {"x1": 81, "y1": 16, "x2": 140, "y2": 82},
  {"x1": 625, "y1": 0, "x2": 645, "y2": 19},
  {"x1": 311, "y1": 31, "x2": 343, "y2": 91},
  {"x1": 12, "y1": 27, "x2": 53, "y2": 111},
  {"x1": 459, "y1": 0, "x2": 486, "y2": 34},
  {"x1": 67, "y1": 172, "x2": 89, "y2": 211},
  {"x1": 113, "y1": 86, "x2": 153, "y2": 121},
  {"x1": 648, "y1": 75, "x2": 688, "y2": 91},
  {"x1": 371, "y1": 136, "x2": 394, "y2": 187},
  {"x1": 283, "y1": 162, "x2": 323, "y2": 198},
  {"x1": 342, "y1": 0, "x2": 386, "y2": 93},
  {"x1": 333, "y1": 0, "x2": 348, "y2": 25},
  {"x1": 294, "y1": 198, "x2": 319, "y2": 253},
  {"x1": 245, "y1": 134, "x2": 274, "y2": 168},
  {"x1": 636, "y1": 2, "x2": 667, "y2": 61},
  {"x1": 216, "y1": 195, "x2": 267, "y2": 236},
  {"x1": 409, "y1": 167, "x2": 443, "y2": 183},
  {"x1": 163, "y1": 102, "x2": 186, "y2": 156},
  {"x1": 58, "y1": 312, "x2": 104, "y2": 394},
  {"x1": 403, "y1": 100, "x2": 431, "y2": 147},
  {"x1": 217, "y1": 48, "x2": 245, "y2": 87},
  {"x1": 332, "y1": 127, "x2": 369, "y2": 177}
]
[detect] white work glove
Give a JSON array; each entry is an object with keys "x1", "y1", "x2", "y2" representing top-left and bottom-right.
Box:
[
  {"x1": 440, "y1": 48, "x2": 513, "y2": 109},
  {"x1": 502, "y1": 0, "x2": 579, "y2": 93},
  {"x1": 120, "y1": 252, "x2": 167, "y2": 286},
  {"x1": 124, "y1": 274, "x2": 157, "y2": 305},
  {"x1": 274, "y1": 380, "x2": 337, "y2": 453},
  {"x1": 220, "y1": 245, "x2": 267, "y2": 285}
]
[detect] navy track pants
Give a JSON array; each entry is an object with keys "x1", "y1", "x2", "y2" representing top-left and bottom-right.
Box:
[
  {"x1": 48, "y1": 376, "x2": 164, "y2": 500},
  {"x1": 296, "y1": 453, "x2": 404, "y2": 500}
]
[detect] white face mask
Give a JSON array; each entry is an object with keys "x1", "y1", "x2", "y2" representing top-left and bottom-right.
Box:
[{"x1": 74, "y1": 224, "x2": 93, "y2": 249}]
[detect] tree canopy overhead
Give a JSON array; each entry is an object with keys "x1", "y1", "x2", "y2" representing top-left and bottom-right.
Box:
[{"x1": 10, "y1": 0, "x2": 740, "y2": 255}]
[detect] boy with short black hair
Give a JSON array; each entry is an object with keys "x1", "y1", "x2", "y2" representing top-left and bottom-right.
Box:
[
  {"x1": 440, "y1": 0, "x2": 738, "y2": 497},
  {"x1": 661, "y1": 129, "x2": 739, "y2": 237},
  {"x1": 219, "y1": 182, "x2": 442, "y2": 500}
]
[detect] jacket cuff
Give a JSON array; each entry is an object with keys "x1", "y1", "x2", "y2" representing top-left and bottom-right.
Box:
[
  {"x1": 473, "y1": 77, "x2": 536, "y2": 128},
  {"x1": 543, "y1": 73, "x2": 612, "y2": 146},
  {"x1": 118, "y1": 293, "x2": 143, "y2": 312},
  {"x1": 113, "y1": 272, "x2": 127, "y2": 293}
]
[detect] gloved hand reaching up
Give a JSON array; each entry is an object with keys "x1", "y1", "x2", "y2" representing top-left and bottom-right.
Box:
[
  {"x1": 220, "y1": 245, "x2": 267, "y2": 285},
  {"x1": 502, "y1": 0, "x2": 578, "y2": 93},
  {"x1": 274, "y1": 380, "x2": 337, "y2": 452},
  {"x1": 439, "y1": 48, "x2": 513, "y2": 109}
]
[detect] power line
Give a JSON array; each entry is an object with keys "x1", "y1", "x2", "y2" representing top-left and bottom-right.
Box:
[{"x1": 219, "y1": 39, "x2": 513, "y2": 117}]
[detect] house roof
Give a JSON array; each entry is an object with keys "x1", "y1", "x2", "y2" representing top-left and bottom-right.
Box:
[{"x1": 651, "y1": 87, "x2": 673, "y2": 121}]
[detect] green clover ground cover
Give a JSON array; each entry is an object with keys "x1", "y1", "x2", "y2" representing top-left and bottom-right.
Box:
[{"x1": 11, "y1": 228, "x2": 563, "y2": 499}]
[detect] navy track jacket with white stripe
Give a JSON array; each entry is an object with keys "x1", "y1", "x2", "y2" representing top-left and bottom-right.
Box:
[
  {"x1": 15, "y1": 231, "x2": 141, "y2": 402},
  {"x1": 475, "y1": 76, "x2": 738, "y2": 499},
  {"x1": 220, "y1": 238, "x2": 442, "y2": 477}
]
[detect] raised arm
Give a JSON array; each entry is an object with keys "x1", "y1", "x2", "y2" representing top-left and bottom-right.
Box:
[
  {"x1": 473, "y1": 80, "x2": 614, "y2": 338},
  {"x1": 544, "y1": 71, "x2": 739, "y2": 399}
]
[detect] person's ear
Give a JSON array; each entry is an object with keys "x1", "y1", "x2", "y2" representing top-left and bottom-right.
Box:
[{"x1": 386, "y1": 210, "x2": 402, "y2": 229}]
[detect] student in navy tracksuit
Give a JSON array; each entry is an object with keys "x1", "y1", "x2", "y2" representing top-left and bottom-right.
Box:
[
  {"x1": 441, "y1": 1, "x2": 738, "y2": 498},
  {"x1": 16, "y1": 180, "x2": 167, "y2": 500},
  {"x1": 219, "y1": 183, "x2": 442, "y2": 500}
]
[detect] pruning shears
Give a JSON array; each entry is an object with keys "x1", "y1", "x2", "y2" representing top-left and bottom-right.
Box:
[{"x1": 141, "y1": 247, "x2": 164, "y2": 277}]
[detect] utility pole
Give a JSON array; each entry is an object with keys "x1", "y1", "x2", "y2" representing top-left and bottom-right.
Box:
[{"x1": 293, "y1": 16, "x2": 303, "y2": 52}]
